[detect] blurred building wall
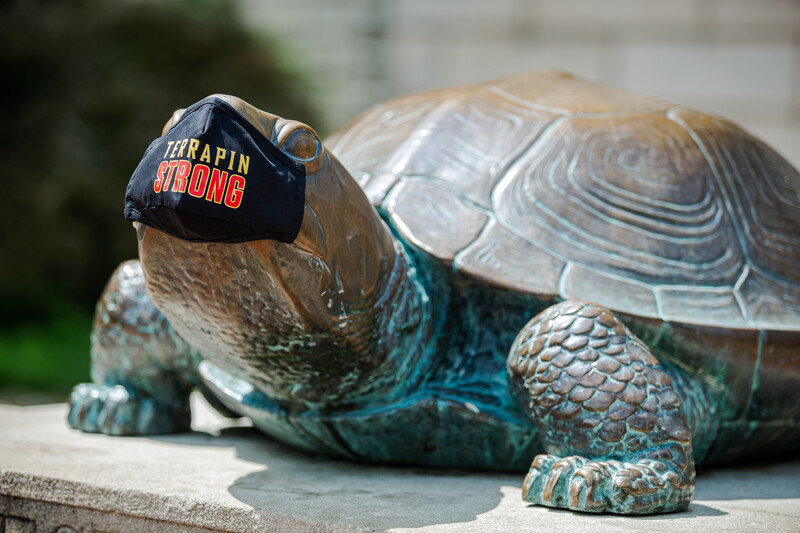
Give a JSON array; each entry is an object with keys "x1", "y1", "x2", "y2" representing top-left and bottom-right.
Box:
[{"x1": 240, "y1": 0, "x2": 800, "y2": 168}]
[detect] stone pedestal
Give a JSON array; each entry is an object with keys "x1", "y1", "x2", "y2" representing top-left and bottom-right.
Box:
[{"x1": 1, "y1": 394, "x2": 799, "y2": 532}]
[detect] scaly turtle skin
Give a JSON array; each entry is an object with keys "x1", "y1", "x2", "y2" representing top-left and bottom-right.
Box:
[{"x1": 69, "y1": 71, "x2": 800, "y2": 515}]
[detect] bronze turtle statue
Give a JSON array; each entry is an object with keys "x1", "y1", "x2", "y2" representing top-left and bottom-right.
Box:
[{"x1": 69, "y1": 70, "x2": 800, "y2": 515}]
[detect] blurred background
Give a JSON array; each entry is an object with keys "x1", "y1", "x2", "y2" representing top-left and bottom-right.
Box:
[
  {"x1": 241, "y1": 0, "x2": 800, "y2": 169},
  {"x1": 1, "y1": 0, "x2": 798, "y2": 403}
]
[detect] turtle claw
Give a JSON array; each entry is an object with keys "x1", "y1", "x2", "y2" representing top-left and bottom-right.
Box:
[
  {"x1": 523, "y1": 454, "x2": 605, "y2": 511},
  {"x1": 523, "y1": 452, "x2": 693, "y2": 514},
  {"x1": 68, "y1": 383, "x2": 190, "y2": 435}
]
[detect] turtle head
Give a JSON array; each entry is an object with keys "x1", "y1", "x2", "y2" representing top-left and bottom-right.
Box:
[
  {"x1": 146, "y1": 94, "x2": 392, "y2": 264},
  {"x1": 131, "y1": 95, "x2": 421, "y2": 404}
]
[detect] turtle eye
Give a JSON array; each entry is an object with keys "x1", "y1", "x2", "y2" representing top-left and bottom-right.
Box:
[
  {"x1": 274, "y1": 119, "x2": 322, "y2": 161},
  {"x1": 281, "y1": 128, "x2": 320, "y2": 161}
]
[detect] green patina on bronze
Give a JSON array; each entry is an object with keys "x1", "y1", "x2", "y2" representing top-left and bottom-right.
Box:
[{"x1": 68, "y1": 71, "x2": 800, "y2": 515}]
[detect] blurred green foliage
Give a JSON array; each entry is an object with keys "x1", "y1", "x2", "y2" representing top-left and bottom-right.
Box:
[
  {"x1": 0, "y1": 0, "x2": 320, "y2": 319},
  {"x1": 0, "y1": 0, "x2": 320, "y2": 393},
  {"x1": 0, "y1": 304, "x2": 91, "y2": 395}
]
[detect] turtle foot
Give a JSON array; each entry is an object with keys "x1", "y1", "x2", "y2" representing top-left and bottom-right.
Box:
[
  {"x1": 523, "y1": 445, "x2": 693, "y2": 514},
  {"x1": 68, "y1": 383, "x2": 190, "y2": 435},
  {"x1": 508, "y1": 299, "x2": 696, "y2": 515}
]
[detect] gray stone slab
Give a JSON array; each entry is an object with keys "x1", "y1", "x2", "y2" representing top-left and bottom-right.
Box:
[{"x1": 1, "y1": 394, "x2": 799, "y2": 532}]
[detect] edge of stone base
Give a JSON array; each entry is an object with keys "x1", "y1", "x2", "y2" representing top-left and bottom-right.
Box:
[{"x1": 0, "y1": 470, "x2": 362, "y2": 533}]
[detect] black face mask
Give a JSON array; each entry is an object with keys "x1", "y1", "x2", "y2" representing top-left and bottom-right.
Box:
[{"x1": 124, "y1": 96, "x2": 306, "y2": 243}]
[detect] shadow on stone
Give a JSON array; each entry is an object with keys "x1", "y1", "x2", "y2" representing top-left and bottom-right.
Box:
[
  {"x1": 143, "y1": 395, "x2": 800, "y2": 530},
  {"x1": 531, "y1": 502, "x2": 726, "y2": 520},
  {"x1": 692, "y1": 460, "x2": 800, "y2": 501},
  {"x1": 152, "y1": 425, "x2": 513, "y2": 530},
  {"x1": 150, "y1": 419, "x2": 800, "y2": 530}
]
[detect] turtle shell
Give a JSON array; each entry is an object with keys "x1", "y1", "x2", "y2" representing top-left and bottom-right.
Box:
[{"x1": 327, "y1": 71, "x2": 800, "y2": 331}]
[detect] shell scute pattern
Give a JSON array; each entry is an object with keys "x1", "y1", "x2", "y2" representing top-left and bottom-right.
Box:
[
  {"x1": 330, "y1": 71, "x2": 800, "y2": 330},
  {"x1": 491, "y1": 112, "x2": 754, "y2": 324}
]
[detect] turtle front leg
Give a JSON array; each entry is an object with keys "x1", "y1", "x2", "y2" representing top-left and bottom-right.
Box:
[
  {"x1": 507, "y1": 300, "x2": 695, "y2": 514},
  {"x1": 68, "y1": 260, "x2": 201, "y2": 435}
]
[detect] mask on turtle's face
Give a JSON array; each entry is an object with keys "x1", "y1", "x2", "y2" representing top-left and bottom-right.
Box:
[
  {"x1": 126, "y1": 95, "x2": 312, "y2": 244},
  {"x1": 132, "y1": 96, "x2": 399, "y2": 379}
]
